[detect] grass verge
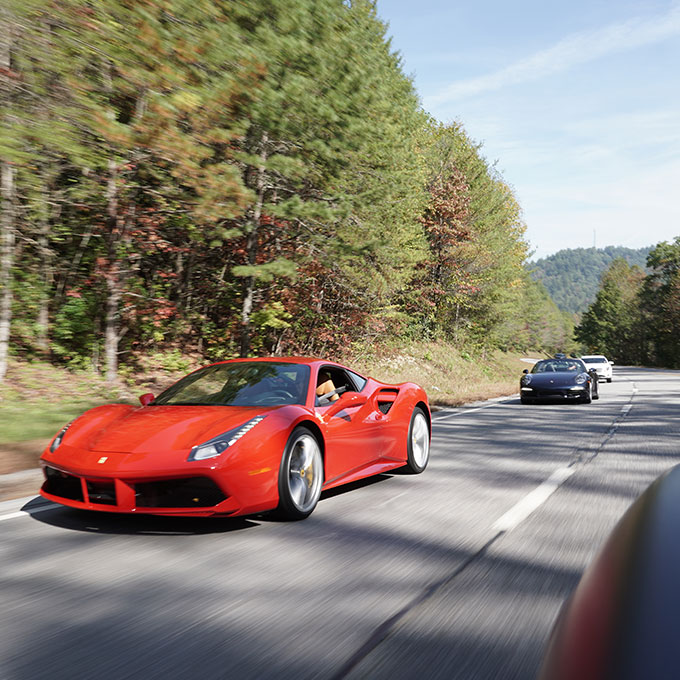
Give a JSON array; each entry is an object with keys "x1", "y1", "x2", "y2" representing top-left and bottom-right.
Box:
[{"x1": 347, "y1": 340, "x2": 543, "y2": 407}]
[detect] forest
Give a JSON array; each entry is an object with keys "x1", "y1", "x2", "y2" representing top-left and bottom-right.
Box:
[
  {"x1": 1, "y1": 0, "x2": 575, "y2": 385},
  {"x1": 530, "y1": 246, "x2": 651, "y2": 314}
]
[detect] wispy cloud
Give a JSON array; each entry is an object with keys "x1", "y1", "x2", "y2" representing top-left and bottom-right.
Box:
[
  {"x1": 426, "y1": 4, "x2": 680, "y2": 106},
  {"x1": 522, "y1": 156, "x2": 680, "y2": 258}
]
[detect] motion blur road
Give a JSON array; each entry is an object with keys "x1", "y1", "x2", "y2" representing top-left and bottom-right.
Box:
[{"x1": 2, "y1": 367, "x2": 679, "y2": 680}]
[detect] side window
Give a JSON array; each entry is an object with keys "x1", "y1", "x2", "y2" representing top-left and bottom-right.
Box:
[
  {"x1": 315, "y1": 366, "x2": 356, "y2": 405},
  {"x1": 346, "y1": 369, "x2": 367, "y2": 392}
]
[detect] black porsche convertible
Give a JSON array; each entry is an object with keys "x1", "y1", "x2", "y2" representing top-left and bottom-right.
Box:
[{"x1": 519, "y1": 356, "x2": 599, "y2": 405}]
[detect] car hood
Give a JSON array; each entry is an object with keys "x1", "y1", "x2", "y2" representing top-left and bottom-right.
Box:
[
  {"x1": 64, "y1": 404, "x2": 276, "y2": 453},
  {"x1": 525, "y1": 372, "x2": 584, "y2": 387}
]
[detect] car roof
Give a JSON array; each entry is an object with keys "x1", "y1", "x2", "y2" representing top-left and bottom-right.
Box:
[
  {"x1": 206, "y1": 356, "x2": 319, "y2": 365},
  {"x1": 203, "y1": 357, "x2": 354, "y2": 371},
  {"x1": 581, "y1": 355, "x2": 607, "y2": 359}
]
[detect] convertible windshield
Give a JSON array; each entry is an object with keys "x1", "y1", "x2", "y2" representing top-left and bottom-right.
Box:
[
  {"x1": 153, "y1": 362, "x2": 310, "y2": 407},
  {"x1": 531, "y1": 359, "x2": 585, "y2": 374}
]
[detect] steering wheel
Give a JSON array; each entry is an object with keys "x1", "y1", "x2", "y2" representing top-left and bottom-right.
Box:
[
  {"x1": 317, "y1": 385, "x2": 347, "y2": 405},
  {"x1": 250, "y1": 389, "x2": 296, "y2": 405}
]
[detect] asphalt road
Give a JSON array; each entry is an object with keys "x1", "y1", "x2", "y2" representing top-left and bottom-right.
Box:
[{"x1": 2, "y1": 366, "x2": 679, "y2": 680}]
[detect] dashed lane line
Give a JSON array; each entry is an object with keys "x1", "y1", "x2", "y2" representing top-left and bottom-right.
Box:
[{"x1": 492, "y1": 466, "x2": 576, "y2": 532}]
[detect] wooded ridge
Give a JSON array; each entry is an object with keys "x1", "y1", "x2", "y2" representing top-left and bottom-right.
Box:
[{"x1": 530, "y1": 246, "x2": 651, "y2": 315}]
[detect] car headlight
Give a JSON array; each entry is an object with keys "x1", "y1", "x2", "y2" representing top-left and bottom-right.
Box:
[
  {"x1": 49, "y1": 423, "x2": 71, "y2": 452},
  {"x1": 188, "y1": 416, "x2": 267, "y2": 461},
  {"x1": 520, "y1": 374, "x2": 532, "y2": 386},
  {"x1": 575, "y1": 373, "x2": 587, "y2": 384}
]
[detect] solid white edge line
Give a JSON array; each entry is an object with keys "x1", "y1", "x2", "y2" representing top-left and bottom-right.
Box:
[
  {"x1": 433, "y1": 397, "x2": 514, "y2": 422},
  {"x1": 0, "y1": 511, "x2": 28, "y2": 522},
  {"x1": 0, "y1": 503, "x2": 59, "y2": 522},
  {"x1": 492, "y1": 466, "x2": 576, "y2": 533}
]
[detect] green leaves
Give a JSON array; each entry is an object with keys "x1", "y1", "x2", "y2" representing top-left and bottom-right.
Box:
[
  {"x1": 232, "y1": 257, "x2": 298, "y2": 283},
  {"x1": 2, "y1": 0, "x2": 558, "y2": 370},
  {"x1": 575, "y1": 257, "x2": 647, "y2": 363}
]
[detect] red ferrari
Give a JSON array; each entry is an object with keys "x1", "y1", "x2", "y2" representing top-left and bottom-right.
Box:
[{"x1": 39, "y1": 358, "x2": 431, "y2": 520}]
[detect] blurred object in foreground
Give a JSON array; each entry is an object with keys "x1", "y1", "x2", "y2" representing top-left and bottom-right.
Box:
[{"x1": 539, "y1": 464, "x2": 680, "y2": 679}]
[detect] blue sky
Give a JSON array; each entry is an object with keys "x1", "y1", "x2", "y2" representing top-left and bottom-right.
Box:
[{"x1": 375, "y1": 0, "x2": 680, "y2": 259}]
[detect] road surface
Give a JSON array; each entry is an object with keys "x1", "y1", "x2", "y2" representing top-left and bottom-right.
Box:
[{"x1": 2, "y1": 366, "x2": 679, "y2": 680}]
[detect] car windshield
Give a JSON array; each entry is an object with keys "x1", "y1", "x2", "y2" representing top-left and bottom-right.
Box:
[
  {"x1": 583, "y1": 357, "x2": 607, "y2": 363},
  {"x1": 531, "y1": 359, "x2": 585, "y2": 374},
  {"x1": 153, "y1": 362, "x2": 310, "y2": 407}
]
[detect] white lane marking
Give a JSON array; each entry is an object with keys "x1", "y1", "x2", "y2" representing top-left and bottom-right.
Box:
[
  {"x1": 0, "y1": 512, "x2": 27, "y2": 522},
  {"x1": 621, "y1": 404, "x2": 632, "y2": 413},
  {"x1": 433, "y1": 398, "x2": 513, "y2": 422},
  {"x1": 492, "y1": 466, "x2": 576, "y2": 533},
  {"x1": 0, "y1": 503, "x2": 59, "y2": 522}
]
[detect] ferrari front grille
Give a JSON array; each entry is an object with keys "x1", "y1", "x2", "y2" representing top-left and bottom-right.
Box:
[
  {"x1": 86, "y1": 480, "x2": 117, "y2": 505},
  {"x1": 134, "y1": 477, "x2": 227, "y2": 508},
  {"x1": 44, "y1": 466, "x2": 84, "y2": 502}
]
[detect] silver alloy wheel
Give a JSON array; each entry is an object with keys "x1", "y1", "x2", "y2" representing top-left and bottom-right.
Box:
[
  {"x1": 411, "y1": 411, "x2": 430, "y2": 468},
  {"x1": 286, "y1": 433, "x2": 323, "y2": 513}
]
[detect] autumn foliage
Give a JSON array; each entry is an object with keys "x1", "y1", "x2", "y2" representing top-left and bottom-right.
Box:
[{"x1": 0, "y1": 0, "x2": 572, "y2": 382}]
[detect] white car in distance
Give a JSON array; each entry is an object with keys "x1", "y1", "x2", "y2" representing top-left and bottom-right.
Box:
[{"x1": 580, "y1": 354, "x2": 614, "y2": 382}]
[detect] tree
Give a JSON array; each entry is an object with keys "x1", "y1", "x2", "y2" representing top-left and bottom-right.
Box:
[
  {"x1": 575, "y1": 258, "x2": 645, "y2": 362},
  {"x1": 226, "y1": 0, "x2": 427, "y2": 355},
  {"x1": 407, "y1": 120, "x2": 530, "y2": 349},
  {"x1": 639, "y1": 238, "x2": 680, "y2": 367}
]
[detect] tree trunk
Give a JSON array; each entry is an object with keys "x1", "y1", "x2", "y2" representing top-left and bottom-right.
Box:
[
  {"x1": 104, "y1": 274, "x2": 121, "y2": 383},
  {"x1": 239, "y1": 227, "x2": 258, "y2": 357},
  {"x1": 36, "y1": 172, "x2": 55, "y2": 355},
  {"x1": 0, "y1": 7, "x2": 15, "y2": 382},
  {"x1": 104, "y1": 156, "x2": 120, "y2": 383},
  {"x1": 100, "y1": 85, "x2": 143, "y2": 383},
  {"x1": 239, "y1": 132, "x2": 268, "y2": 357},
  {"x1": 0, "y1": 162, "x2": 15, "y2": 382}
]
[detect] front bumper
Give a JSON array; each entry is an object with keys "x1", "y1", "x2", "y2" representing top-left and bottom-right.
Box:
[
  {"x1": 40, "y1": 463, "x2": 245, "y2": 516},
  {"x1": 520, "y1": 386, "x2": 588, "y2": 400},
  {"x1": 39, "y1": 443, "x2": 280, "y2": 517}
]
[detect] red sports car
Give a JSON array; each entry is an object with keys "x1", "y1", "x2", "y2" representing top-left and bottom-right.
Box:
[{"x1": 39, "y1": 358, "x2": 431, "y2": 520}]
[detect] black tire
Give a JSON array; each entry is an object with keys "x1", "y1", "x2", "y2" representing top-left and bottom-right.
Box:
[
  {"x1": 277, "y1": 426, "x2": 324, "y2": 520},
  {"x1": 582, "y1": 385, "x2": 592, "y2": 404},
  {"x1": 520, "y1": 397, "x2": 533, "y2": 405},
  {"x1": 405, "y1": 406, "x2": 430, "y2": 474},
  {"x1": 606, "y1": 378, "x2": 612, "y2": 383}
]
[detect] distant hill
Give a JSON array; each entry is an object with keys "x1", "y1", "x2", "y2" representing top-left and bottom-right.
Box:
[{"x1": 530, "y1": 246, "x2": 651, "y2": 314}]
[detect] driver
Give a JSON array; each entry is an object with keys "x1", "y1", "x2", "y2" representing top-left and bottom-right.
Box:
[{"x1": 316, "y1": 371, "x2": 340, "y2": 402}]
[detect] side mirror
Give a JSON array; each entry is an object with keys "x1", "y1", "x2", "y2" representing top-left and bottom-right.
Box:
[
  {"x1": 523, "y1": 369, "x2": 529, "y2": 374},
  {"x1": 322, "y1": 392, "x2": 368, "y2": 420},
  {"x1": 609, "y1": 361, "x2": 615, "y2": 365},
  {"x1": 139, "y1": 393, "x2": 155, "y2": 406}
]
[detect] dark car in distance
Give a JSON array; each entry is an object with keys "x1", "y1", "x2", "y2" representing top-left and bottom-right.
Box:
[{"x1": 520, "y1": 356, "x2": 599, "y2": 405}]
